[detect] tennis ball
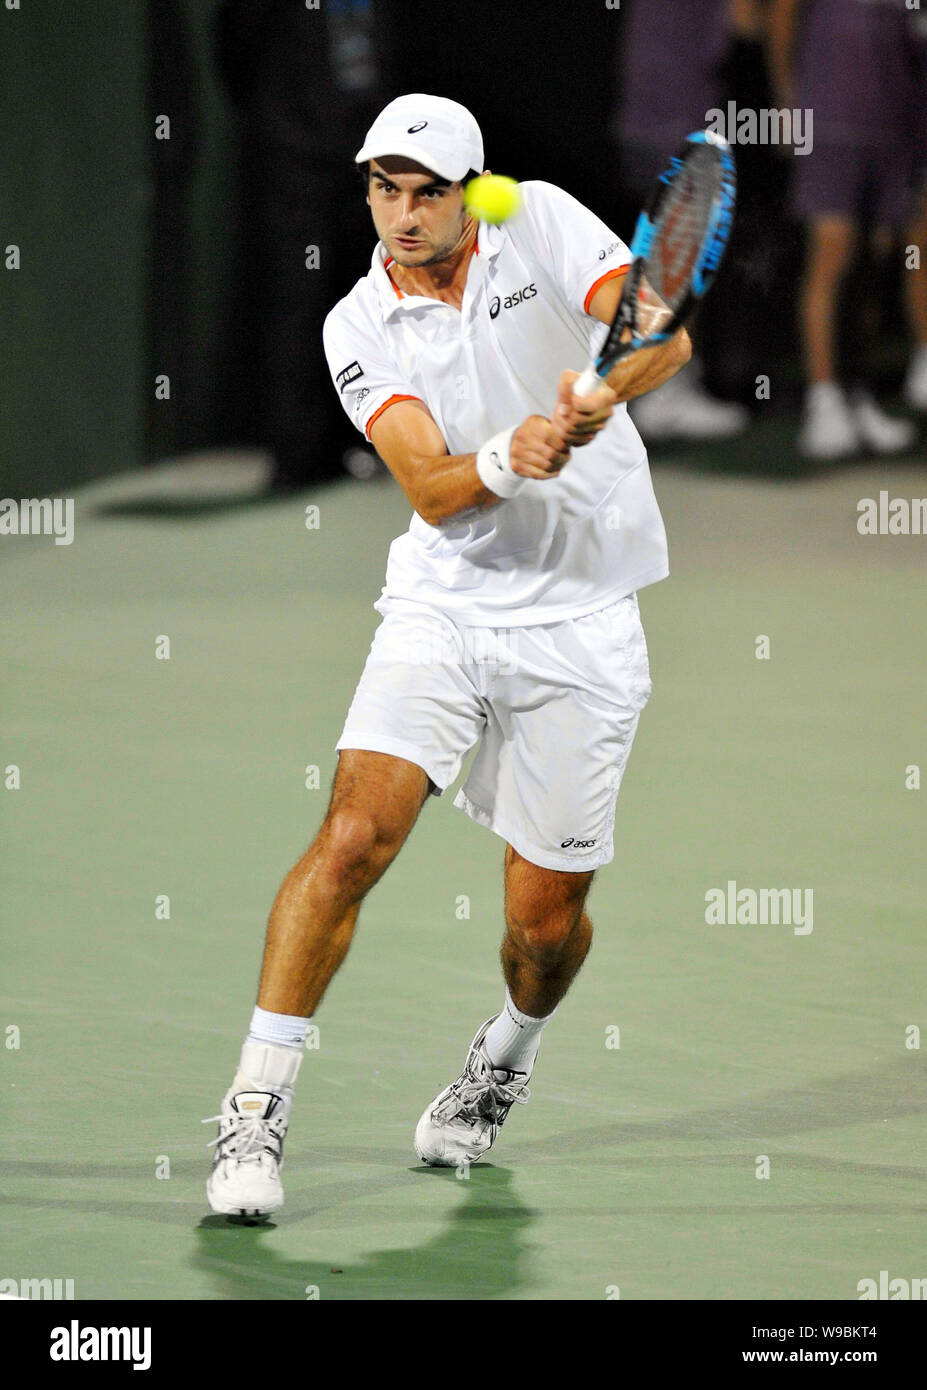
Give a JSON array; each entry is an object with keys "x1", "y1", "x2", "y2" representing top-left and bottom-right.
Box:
[{"x1": 464, "y1": 174, "x2": 521, "y2": 225}]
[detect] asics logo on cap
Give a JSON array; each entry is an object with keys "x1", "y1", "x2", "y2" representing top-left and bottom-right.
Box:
[{"x1": 407, "y1": 121, "x2": 428, "y2": 133}]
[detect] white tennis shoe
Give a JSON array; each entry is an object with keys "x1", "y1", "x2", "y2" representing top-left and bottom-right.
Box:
[
  {"x1": 850, "y1": 389, "x2": 917, "y2": 454},
  {"x1": 799, "y1": 382, "x2": 917, "y2": 459},
  {"x1": 629, "y1": 361, "x2": 749, "y2": 443},
  {"x1": 414, "y1": 1016, "x2": 532, "y2": 1167},
  {"x1": 204, "y1": 1041, "x2": 302, "y2": 1219},
  {"x1": 798, "y1": 381, "x2": 860, "y2": 459}
]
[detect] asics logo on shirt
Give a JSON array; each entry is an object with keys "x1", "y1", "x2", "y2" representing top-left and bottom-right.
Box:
[{"x1": 489, "y1": 283, "x2": 538, "y2": 319}]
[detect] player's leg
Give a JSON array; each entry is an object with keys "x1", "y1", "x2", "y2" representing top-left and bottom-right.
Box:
[
  {"x1": 412, "y1": 851, "x2": 597, "y2": 1171},
  {"x1": 414, "y1": 595, "x2": 651, "y2": 1167},
  {"x1": 206, "y1": 748, "x2": 429, "y2": 1219},
  {"x1": 207, "y1": 596, "x2": 486, "y2": 1213},
  {"x1": 256, "y1": 748, "x2": 431, "y2": 1018},
  {"x1": 475, "y1": 848, "x2": 594, "y2": 1081},
  {"x1": 500, "y1": 846, "x2": 594, "y2": 1020}
]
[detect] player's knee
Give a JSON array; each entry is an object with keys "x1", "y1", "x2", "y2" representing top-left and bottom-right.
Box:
[
  {"x1": 321, "y1": 808, "x2": 398, "y2": 881},
  {"x1": 506, "y1": 903, "x2": 584, "y2": 963}
]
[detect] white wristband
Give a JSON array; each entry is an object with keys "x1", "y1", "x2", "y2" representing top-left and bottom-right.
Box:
[{"x1": 475, "y1": 426, "x2": 524, "y2": 499}]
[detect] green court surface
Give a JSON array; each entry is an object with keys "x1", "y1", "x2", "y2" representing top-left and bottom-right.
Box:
[{"x1": 2, "y1": 448, "x2": 925, "y2": 1301}]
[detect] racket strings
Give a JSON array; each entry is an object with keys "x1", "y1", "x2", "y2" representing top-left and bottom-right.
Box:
[
  {"x1": 590, "y1": 135, "x2": 735, "y2": 377},
  {"x1": 647, "y1": 150, "x2": 721, "y2": 310}
]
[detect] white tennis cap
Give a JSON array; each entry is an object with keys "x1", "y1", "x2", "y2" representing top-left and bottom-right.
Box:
[{"x1": 354, "y1": 93, "x2": 484, "y2": 183}]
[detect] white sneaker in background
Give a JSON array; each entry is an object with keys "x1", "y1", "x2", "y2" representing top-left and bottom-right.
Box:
[
  {"x1": 902, "y1": 344, "x2": 927, "y2": 411},
  {"x1": 204, "y1": 1040, "x2": 302, "y2": 1219},
  {"x1": 629, "y1": 361, "x2": 750, "y2": 443},
  {"x1": 343, "y1": 446, "x2": 383, "y2": 480},
  {"x1": 850, "y1": 389, "x2": 918, "y2": 454},
  {"x1": 797, "y1": 381, "x2": 861, "y2": 460}
]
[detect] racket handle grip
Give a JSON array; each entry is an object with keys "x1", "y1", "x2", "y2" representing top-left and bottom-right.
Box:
[{"x1": 573, "y1": 366, "x2": 602, "y2": 398}]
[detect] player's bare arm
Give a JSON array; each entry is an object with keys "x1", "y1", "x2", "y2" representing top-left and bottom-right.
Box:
[
  {"x1": 548, "y1": 281, "x2": 691, "y2": 453},
  {"x1": 588, "y1": 273, "x2": 692, "y2": 405},
  {"x1": 369, "y1": 397, "x2": 573, "y2": 527}
]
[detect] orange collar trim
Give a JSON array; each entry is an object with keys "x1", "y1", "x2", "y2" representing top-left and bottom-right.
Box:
[{"x1": 383, "y1": 255, "x2": 404, "y2": 300}]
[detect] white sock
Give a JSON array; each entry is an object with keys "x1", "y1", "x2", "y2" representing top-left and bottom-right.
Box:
[
  {"x1": 483, "y1": 989, "x2": 556, "y2": 1076},
  {"x1": 247, "y1": 1004, "x2": 310, "y2": 1050}
]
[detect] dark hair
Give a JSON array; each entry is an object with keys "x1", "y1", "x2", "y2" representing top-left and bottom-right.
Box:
[{"x1": 357, "y1": 161, "x2": 481, "y2": 190}]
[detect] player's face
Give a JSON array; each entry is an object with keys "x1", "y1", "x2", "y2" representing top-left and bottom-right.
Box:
[{"x1": 367, "y1": 157, "x2": 472, "y2": 267}]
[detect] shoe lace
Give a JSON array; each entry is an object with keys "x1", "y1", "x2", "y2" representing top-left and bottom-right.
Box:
[
  {"x1": 201, "y1": 1110, "x2": 282, "y2": 1162},
  {"x1": 445, "y1": 1042, "x2": 531, "y2": 1126}
]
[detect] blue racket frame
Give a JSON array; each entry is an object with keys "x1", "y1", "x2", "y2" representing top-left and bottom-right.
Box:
[{"x1": 588, "y1": 130, "x2": 737, "y2": 379}]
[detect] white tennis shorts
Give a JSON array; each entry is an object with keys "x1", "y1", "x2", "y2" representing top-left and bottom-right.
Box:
[{"x1": 336, "y1": 591, "x2": 653, "y2": 872}]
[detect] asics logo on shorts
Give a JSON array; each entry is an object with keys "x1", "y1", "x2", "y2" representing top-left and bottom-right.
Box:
[{"x1": 560, "y1": 837, "x2": 597, "y2": 849}]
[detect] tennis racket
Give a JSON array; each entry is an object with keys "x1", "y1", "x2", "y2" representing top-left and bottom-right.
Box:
[{"x1": 573, "y1": 130, "x2": 737, "y2": 398}]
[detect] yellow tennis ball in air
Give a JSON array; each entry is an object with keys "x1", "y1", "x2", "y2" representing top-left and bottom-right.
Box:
[{"x1": 464, "y1": 174, "x2": 521, "y2": 224}]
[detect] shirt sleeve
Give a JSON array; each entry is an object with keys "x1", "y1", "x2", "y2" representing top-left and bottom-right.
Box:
[
  {"x1": 516, "y1": 180, "x2": 632, "y2": 318},
  {"x1": 322, "y1": 296, "x2": 422, "y2": 440}
]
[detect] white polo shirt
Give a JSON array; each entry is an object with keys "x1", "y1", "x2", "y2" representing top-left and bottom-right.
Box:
[{"x1": 322, "y1": 180, "x2": 669, "y2": 626}]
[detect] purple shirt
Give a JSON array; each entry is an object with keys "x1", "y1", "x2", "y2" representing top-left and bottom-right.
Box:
[
  {"x1": 613, "y1": 0, "x2": 731, "y2": 149},
  {"x1": 796, "y1": 0, "x2": 921, "y2": 146}
]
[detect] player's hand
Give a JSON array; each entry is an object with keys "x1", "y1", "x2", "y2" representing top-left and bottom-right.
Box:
[
  {"x1": 510, "y1": 414, "x2": 572, "y2": 480},
  {"x1": 550, "y1": 370, "x2": 617, "y2": 449}
]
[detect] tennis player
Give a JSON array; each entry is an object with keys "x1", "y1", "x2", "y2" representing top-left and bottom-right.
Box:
[{"x1": 205, "y1": 94, "x2": 691, "y2": 1218}]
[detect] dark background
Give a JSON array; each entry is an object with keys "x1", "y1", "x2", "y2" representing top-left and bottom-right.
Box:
[{"x1": 0, "y1": 0, "x2": 910, "y2": 497}]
